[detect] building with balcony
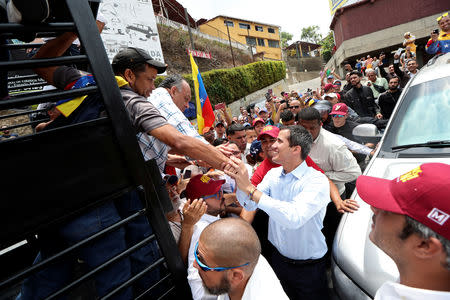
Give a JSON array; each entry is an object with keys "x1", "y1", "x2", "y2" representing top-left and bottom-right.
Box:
[{"x1": 198, "y1": 16, "x2": 282, "y2": 60}]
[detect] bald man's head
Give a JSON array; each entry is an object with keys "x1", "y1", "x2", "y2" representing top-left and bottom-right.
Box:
[{"x1": 200, "y1": 218, "x2": 261, "y2": 275}]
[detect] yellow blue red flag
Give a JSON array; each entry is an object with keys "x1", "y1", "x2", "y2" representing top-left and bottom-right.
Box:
[{"x1": 190, "y1": 53, "x2": 215, "y2": 134}]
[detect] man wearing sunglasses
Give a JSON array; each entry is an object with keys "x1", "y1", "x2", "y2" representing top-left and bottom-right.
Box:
[
  {"x1": 194, "y1": 218, "x2": 288, "y2": 300},
  {"x1": 185, "y1": 174, "x2": 227, "y2": 300},
  {"x1": 288, "y1": 99, "x2": 302, "y2": 115},
  {"x1": 426, "y1": 12, "x2": 450, "y2": 55}
]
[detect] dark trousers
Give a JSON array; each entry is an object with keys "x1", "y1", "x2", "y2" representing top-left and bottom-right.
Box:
[{"x1": 271, "y1": 247, "x2": 330, "y2": 300}]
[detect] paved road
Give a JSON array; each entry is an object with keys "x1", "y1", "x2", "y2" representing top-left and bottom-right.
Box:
[{"x1": 289, "y1": 77, "x2": 322, "y2": 93}]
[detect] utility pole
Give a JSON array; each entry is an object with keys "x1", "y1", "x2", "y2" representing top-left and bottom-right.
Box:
[
  {"x1": 247, "y1": 27, "x2": 254, "y2": 62},
  {"x1": 225, "y1": 18, "x2": 236, "y2": 67},
  {"x1": 184, "y1": 8, "x2": 195, "y2": 51}
]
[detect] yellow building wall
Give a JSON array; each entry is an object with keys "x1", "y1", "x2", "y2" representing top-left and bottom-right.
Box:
[{"x1": 199, "y1": 17, "x2": 282, "y2": 60}]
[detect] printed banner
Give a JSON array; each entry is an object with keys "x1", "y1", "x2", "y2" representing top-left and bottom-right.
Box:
[{"x1": 99, "y1": 0, "x2": 165, "y2": 65}]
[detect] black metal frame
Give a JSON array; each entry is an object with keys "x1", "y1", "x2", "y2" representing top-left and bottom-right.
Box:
[{"x1": 0, "y1": 0, "x2": 190, "y2": 298}]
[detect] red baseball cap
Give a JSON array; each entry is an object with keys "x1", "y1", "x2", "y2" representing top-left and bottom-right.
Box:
[
  {"x1": 324, "y1": 83, "x2": 337, "y2": 92},
  {"x1": 252, "y1": 117, "x2": 265, "y2": 126},
  {"x1": 331, "y1": 103, "x2": 348, "y2": 116},
  {"x1": 356, "y1": 163, "x2": 450, "y2": 240},
  {"x1": 185, "y1": 174, "x2": 225, "y2": 201},
  {"x1": 257, "y1": 125, "x2": 280, "y2": 140}
]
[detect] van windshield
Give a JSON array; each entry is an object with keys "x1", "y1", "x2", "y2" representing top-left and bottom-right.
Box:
[{"x1": 387, "y1": 76, "x2": 450, "y2": 150}]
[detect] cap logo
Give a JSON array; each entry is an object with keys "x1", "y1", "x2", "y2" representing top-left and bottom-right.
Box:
[
  {"x1": 427, "y1": 208, "x2": 449, "y2": 226},
  {"x1": 398, "y1": 166, "x2": 422, "y2": 183},
  {"x1": 335, "y1": 105, "x2": 341, "y2": 110},
  {"x1": 262, "y1": 126, "x2": 273, "y2": 132},
  {"x1": 200, "y1": 175, "x2": 211, "y2": 183}
]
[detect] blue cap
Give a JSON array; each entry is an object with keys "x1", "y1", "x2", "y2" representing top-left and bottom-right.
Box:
[{"x1": 249, "y1": 140, "x2": 262, "y2": 159}]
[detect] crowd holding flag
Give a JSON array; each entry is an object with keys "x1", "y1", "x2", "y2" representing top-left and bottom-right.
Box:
[{"x1": 190, "y1": 53, "x2": 215, "y2": 134}]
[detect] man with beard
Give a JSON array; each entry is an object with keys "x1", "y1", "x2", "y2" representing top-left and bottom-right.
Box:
[
  {"x1": 344, "y1": 71, "x2": 381, "y2": 119},
  {"x1": 186, "y1": 174, "x2": 226, "y2": 300},
  {"x1": 378, "y1": 77, "x2": 402, "y2": 119},
  {"x1": 194, "y1": 218, "x2": 288, "y2": 300}
]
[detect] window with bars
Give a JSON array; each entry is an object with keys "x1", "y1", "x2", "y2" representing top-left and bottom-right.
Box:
[
  {"x1": 268, "y1": 28, "x2": 275, "y2": 33},
  {"x1": 255, "y1": 25, "x2": 263, "y2": 32},
  {"x1": 257, "y1": 38, "x2": 265, "y2": 47}
]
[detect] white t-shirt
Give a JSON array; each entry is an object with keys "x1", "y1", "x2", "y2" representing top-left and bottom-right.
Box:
[
  {"x1": 374, "y1": 281, "x2": 450, "y2": 300},
  {"x1": 217, "y1": 255, "x2": 288, "y2": 300}
]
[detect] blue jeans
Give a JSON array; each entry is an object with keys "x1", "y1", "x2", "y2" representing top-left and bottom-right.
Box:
[
  {"x1": 17, "y1": 201, "x2": 133, "y2": 300},
  {"x1": 17, "y1": 190, "x2": 162, "y2": 299},
  {"x1": 114, "y1": 189, "x2": 162, "y2": 296}
]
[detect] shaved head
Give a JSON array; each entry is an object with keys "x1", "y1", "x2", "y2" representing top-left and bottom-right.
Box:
[{"x1": 200, "y1": 218, "x2": 261, "y2": 274}]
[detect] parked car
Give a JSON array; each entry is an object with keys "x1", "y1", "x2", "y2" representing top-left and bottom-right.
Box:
[{"x1": 332, "y1": 53, "x2": 450, "y2": 299}]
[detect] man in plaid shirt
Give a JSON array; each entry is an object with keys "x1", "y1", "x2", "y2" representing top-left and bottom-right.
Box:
[{"x1": 137, "y1": 74, "x2": 209, "y2": 173}]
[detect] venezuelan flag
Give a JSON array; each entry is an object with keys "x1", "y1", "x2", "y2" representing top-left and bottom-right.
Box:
[{"x1": 190, "y1": 53, "x2": 215, "y2": 134}]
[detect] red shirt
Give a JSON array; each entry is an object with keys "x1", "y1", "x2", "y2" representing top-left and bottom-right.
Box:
[{"x1": 251, "y1": 156, "x2": 323, "y2": 186}]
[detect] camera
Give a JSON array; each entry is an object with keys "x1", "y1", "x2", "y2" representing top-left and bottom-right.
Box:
[{"x1": 432, "y1": 29, "x2": 439, "y2": 35}]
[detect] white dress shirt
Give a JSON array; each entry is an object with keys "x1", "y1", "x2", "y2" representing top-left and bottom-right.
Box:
[
  {"x1": 187, "y1": 214, "x2": 220, "y2": 300},
  {"x1": 236, "y1": 161, "x2": 330, "y2": 260},
  {"x1": 375, "y1": 281, "x2": 450, "y2": 300},
  {"x1": 137, "y1": 87, "x2": 207, "y2": 173},
  {"x1": 309, "y1": 128, "x2": 361, "y2": 195},
  {"x1": 217, "y1": 255, "x2": 289, "y2": 300}
]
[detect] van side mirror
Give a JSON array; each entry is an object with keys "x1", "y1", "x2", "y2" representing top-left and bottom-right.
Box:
[{"x1": 352, "y1": 124, "x2": 382, "y2": 144}]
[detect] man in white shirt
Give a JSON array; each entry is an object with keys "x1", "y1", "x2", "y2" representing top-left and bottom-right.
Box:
[
  {"x1": 224, "y1": 125, "x2": 331, "y2": 300},
  {"x1": 298, "y1": 107, "x2": 361, "y2": 253},
  {"x1": 194, "y1": 218, "x2": 288, "y2": 300},
  {"x1": 356, "y1": 163, "x2": 450, "y2": 299},
  {"x1": 185, "y1": 174, "x2": 226, "y2": 300}
]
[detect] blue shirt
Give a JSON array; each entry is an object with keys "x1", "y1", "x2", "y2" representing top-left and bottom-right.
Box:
[{"x1": 236, "y1": 161, "x2": 330, "y2": 260}]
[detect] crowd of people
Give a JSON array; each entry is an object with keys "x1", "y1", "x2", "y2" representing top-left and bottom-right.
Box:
[{"x1": 1, "y1": 3, "x2": 449, "y2": 299}]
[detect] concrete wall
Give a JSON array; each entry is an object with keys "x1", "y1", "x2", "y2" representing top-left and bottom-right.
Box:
[
  {"x1": 286, "y1": 56, "x2": 323, "y2": 72},
  {"x1": 199, "y1": 17, "x2": 282, "y2": 60},
  {"x1": 332, "y1": 0, "x2": 448, "y2": 48},
  {"x1": 326, "y1": 12, "x2": 443, "y2": 76}
]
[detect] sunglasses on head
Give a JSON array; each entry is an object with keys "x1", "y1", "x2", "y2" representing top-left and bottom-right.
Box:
[
  {"x1": 194, "y1": 242, "x2": 250, "y2": 272},
  {"x1": 437, "y1": 12, "x2": 448, "y2": 22}
]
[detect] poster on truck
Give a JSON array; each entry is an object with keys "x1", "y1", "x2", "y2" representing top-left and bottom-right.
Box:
[{"x1": 99, "y1": 0, "x2": 165, "y2": 65}]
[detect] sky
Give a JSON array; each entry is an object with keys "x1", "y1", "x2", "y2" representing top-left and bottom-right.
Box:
[{"x1": 176, "y1": 0, "x2": 333, "y2": 42}]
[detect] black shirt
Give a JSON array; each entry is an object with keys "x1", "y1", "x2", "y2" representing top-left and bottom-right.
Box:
[{"x1": 378, "y1": 89, "x2": 402, "y2": 119}]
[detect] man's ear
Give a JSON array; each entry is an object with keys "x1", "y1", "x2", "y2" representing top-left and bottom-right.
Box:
[
  {"x1": 228, "y1": 269, "x2": 245, "y2": 286},
  {"x1": 291, "y1": 145, "x2": 302, "y2": 157},
  {"x1": 169, "y1": 85, "x2": 178, "y2": 97},
  {"x1": 412, "y1": 235, "x2": 444, "y2": 260},
  {"x1": 123, "y1": 69, "x2": 134, "y2": 84}
]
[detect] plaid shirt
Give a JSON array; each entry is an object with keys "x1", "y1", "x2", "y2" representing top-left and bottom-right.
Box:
[{"x1": 137, "y1": 88, "x2": 207, "y2": 173}]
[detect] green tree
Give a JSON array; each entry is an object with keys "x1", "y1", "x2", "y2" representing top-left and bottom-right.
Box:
[
  {"x1": 319, "y1": 31, "x2": 335, "y2": 63},
  {"x1": 300, "y1": 25, "x2": 322, "y2": 44},
  {"x1": 280, "y1": 31, "x2": 293, "y2": 48}
]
